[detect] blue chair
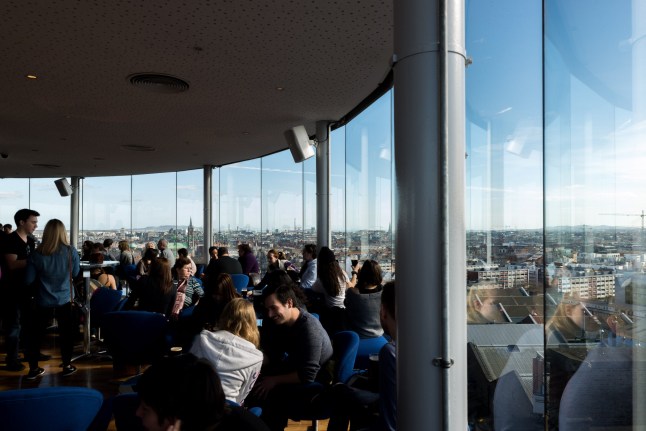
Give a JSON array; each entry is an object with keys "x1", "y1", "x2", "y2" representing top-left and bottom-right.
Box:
[
  {"x1": 90, "y1": 287, "x2": 124, "y2": 334},
  {"x1": 196, "y1": 264, "x2": 205, "y2": 278},
  {"x1": 355, "y1": 335, "x2": 388, "y2": 370},
  {"x1": 0, "y1": 386, "x2": 103, "y2": 431},
  {"x1": 102, "y1": 311, "x2": 170, "y2": 374},
  {"x1": 230, "y1": 273, "x2": 250, "y2": 293},
  {"x1": 288, "y1": 331, "x2": 360, "y2": 431}
]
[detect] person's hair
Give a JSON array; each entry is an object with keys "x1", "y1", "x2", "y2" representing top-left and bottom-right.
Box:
[
  {"x1": 149, "y1": 258, "x2": 173, "y2": 295},
  {"x1": 466, "y1": 283, "x2": 499, "y2": 324},
  {"x1": 158, "y1": 239, "x2": 168, "y2": 247},
  {"x1": 3, "y1": 223, "x2": 12, "y2": 230},
  {"x1": 238, "y1": 243, "x2": 253, "y2": 255},
  {"x1": 82, "y1": 240, "x2": 94, "y2": 250},
  {"x1": 103, "y1": 238, "x2": 113, "y2": 248},
  {"x1": 277, "y1": 251, "x2": 287, "y2": 260},
  {"x1": 136, "y1": 353, "x2": 225, "y2": 430},
  {"x1": 356, "y1": 260, "x2": 383, "y2": 289},
  {"x1": 381, "y1": 281, "x2": 395, "y2": 318},
  {"x1": 89, "y1": 252, "x2": 104, "y2": 264},
  {"x1": 218, "y1": 298, "x2": 260, "y2": 348},
  {"x1": 143, "y1": 247, "x2": 158, "y2": 262},
  {"x1": 37, "y1": 219, "x2": 69, "y2": 256},
  {"x1": 92, "y1": 242, "x2": 105, "y2": 252},
  {"x1": 213, "y1": 273, "x2": 239, "y2": 303},
  {"x1": 118, "y1": 240, "x2": 130, "y2": 251},
  {"x1": 177, "y1": 248, "x2": 188, "y2": 258},
  {"x1": 303, "y1": 244, "x2": 317, "y2": 258},
  {"x1": 174, "y1": 256, "x2": 192, "y2": 271},
  {"x1": 208, "y1": 246, "x2": 218, "y2": 254},
  {"x1": 267, "y1": 249, "x2": 278, "y2": 259},
  {"x1": 263, "y1": 282, "x2": 304, "y2": 308},
  {"x1": 13, "y1": 208, "x2": 39, "y2": 226},
  {"x1": 316, "y1": 246, "x2": 345, "y2": 297},
  {"x1": 217, "y1": 246, "x2": 228, "y2": 256}
]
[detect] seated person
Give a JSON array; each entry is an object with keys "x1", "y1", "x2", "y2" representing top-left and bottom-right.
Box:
[
  {"x1": 135, "y1": 353, "x2": 269, "y2": 431},
  {"x1": 137, "y1": 247, "x2": 158, "y2": 278},
  {"x1": 344, "y1": 259, "x2": 384, "y2": 338},
  {"x1": 190, "y1": 298, "x2": 263, "y2": 404},
  {"x1": 125, "y1": 258, "x2": 177, "y2": 318},
  {"x1": 177, "y1": 248, "x2": 197, "y2": 276},
  {"x1": 173, "y1": 256, "x2": 204, "y2": 309},
  {"x1": 248, "y1": 283, "x2": 333, "y2": 431},
  {"x1": 205, "y1": 247, "x2": 243, "y2": 283},
  {"x1": 257, "y1": 249, "x2": 298, "y2": 288},
  {"x1": 88, "y1": 252, "x2": 118, "y2": 292}
]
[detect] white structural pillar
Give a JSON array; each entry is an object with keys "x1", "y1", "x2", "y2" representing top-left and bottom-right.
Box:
[
  {"x1": 316, "y1": 121, "x2": 331, "y2": 248},
  {"x1": 394, "y1": 0, "x2": 467, "y2": 430},
  {"x1": 203, "y1": 165, "x2": 213, "y2": 257},
  {"x1": 70, "y1": 176, "x2": 81, "y2": 248}
]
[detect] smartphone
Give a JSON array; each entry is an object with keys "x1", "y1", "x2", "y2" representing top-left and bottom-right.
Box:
[{"x1": 351, "y1": 259, "x2": 358, "y2": 267}]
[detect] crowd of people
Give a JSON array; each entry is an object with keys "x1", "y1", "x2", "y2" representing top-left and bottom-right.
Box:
[{"x1": 0, "y1": 208, "x2": 397, "y2": 431}]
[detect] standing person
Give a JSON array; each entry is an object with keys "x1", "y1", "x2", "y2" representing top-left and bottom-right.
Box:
[
  {"x1": 157, "y1": 239, "x2": 176, "y2": 267},
  {"x1": 0, "y1": 208, "x2": 39, "y2": 372},
  {"x1": 24, "y1": 219, "x2": 80, "y2": 379},
  {"x1": 249, "y1": 283, "x2": 333, "y2": 431},
  {"x1": 299, "y1": 244, "x2": 318, "y2": 290}
]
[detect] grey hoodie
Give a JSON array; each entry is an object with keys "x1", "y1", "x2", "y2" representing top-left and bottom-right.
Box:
[{"x1": 190, "y1": 329, "x2": 263, "y2": 404}]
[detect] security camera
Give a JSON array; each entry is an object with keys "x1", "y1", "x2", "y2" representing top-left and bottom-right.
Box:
[{"x1": 0, "y1": 153, "x2": 8, "y2": 159}]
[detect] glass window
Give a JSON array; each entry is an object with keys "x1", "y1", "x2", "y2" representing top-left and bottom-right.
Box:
[
  {"x1": 81, "y1": 176, "x2": 131, "y2": 249},
  {"x1": 345, "y1": 90, "x2": 394, "y2": 276},
  {"x1": 261, "y1": 151, "x2": 304, "y2": 270},
  {"x1": 219, "y1": 160, "x2": 261, "y2": 261},
  {"x1": 177, "y1": 169, "x2": 204, "y2": 262},
  {"x1": 132, "y1": 172, "x2": 177, "y2": 255},
  {"x1": 331, "y1": 126, "x2": 347, "y2": 253},
  {"x1": 29, "y1": 178, "x2": 72, "y2": 241},
  {"x1": 545, "y1": 1, "x2": 643, "y2": 429},
  {"x1": 303, "y1": 155, "x2": 317, "y2": 252},
  {"x1": 465, "y1": 0, "x2": 544, "y2": 429},
  {"x1": 0, "y1": 179, "x2": 30, "y2": 227}
]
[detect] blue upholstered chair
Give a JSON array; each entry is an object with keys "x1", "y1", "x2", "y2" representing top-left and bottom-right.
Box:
[
  {"x1": 288, "y1": 330, "x2": 360, "y2": 431},
  {"x1": 230, "y1": 273, "x2": 250, "y2": 293},
  {"x1": 0, "y1": 386, "x2": 103, "y2": 431},
  {"x1": 102, "y1": 311, "x2": 170, "y2": 374},
  {"x1": 91, "y1": 287, "x2": 125, "y2": 334},
  {"x1": 355, "y1": 335, "x2": 388, "y2": 370}
]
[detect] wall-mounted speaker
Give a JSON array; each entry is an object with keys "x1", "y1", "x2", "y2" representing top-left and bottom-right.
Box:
[
  {"x1": 54, "y1": 178, "x2": 73, "y2": 196},
  {"x1": 285, "y1": 125, "x2": 315, "y2": 163}
]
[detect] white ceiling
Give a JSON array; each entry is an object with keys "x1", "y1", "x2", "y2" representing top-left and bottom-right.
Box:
[{"x1": 0, "y1": 0, "x2": 393, "y2": 178}]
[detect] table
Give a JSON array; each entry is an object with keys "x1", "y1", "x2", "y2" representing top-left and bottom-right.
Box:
[{"x1": 73, "y1": 260, "x2": 120, "y2": 361}]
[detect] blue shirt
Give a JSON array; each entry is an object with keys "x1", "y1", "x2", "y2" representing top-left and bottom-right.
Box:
[{"x1": 25, "y1": 245, "x2": 80, "y2": 307}]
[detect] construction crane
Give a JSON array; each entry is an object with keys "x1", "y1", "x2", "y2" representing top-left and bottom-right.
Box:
[{"x1": 599, "y1": 210, "x2": 645, "y2": 231}]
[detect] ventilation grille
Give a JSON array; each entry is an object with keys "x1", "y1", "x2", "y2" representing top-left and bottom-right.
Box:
[{"x1": 128, "y1": 73, "x2": 189, "y2": 93}]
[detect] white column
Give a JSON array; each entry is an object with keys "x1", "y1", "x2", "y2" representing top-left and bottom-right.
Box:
[{"x1": 394, "y1": 0, "x2": 467, "y2": 429}]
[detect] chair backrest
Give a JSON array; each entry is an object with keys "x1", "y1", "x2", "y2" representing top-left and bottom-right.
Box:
[
  {"x1": 230, "y1": 273, "x2": 250, "y2": 292},
  {"x1": 0, "y1": 386, "x2": 103, "y2": 431},
  {"x1": 90, "y1": 287, "x2": 124, "y2": 329},
  {"x1": 355, "y1": 335, "x2": 388, "y2": 370},
  {"x1": 196, "y1": 264, "x2": 205, "y2": 278},
  {"x1": 102, "y1": 311, "x2": 170, "y2": 366},
  {"x1": 332, "y1": 330, "x2": 360, "y2": 384}
]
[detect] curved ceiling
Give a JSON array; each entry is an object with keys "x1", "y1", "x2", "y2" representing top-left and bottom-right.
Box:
[{"x1": 0, "y1": 0, "x2": 393, "y2": 178}]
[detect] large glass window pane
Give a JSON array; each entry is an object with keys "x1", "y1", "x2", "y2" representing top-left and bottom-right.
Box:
[
  {"x1": 219, "y1": 160, "x2": 261, "y2": 264},
  {"x1": 132, "y1": 172, "x2": 177, "y2": 255},
  {"x1": 261, "y1": 151, "x2": 304, "y2": 270},
  {"x1": 177, "y1": 169, "x2": 204, "y2": 263},
  {"x1": 545, "y1": 1, "x2": 644, "y2": 429},
  {"x1": 0, "y1": 179, "x2": 30, "y2": 228},
  {"x1": 303, "y1": 155, "x2": 317, "y2": 250},
  {"x1": 331, "y1": 126, "x2": 346, "y2": 253},
  {"x1": 465, "y1": 0, "x2": 543, "y2": 429},
  {"x1": 29, "y1": 177, "x2": 71, "y2": 241},
  {"x1": 345, "y1": 90, "x2": 394, "y2": 276},
  {"x1": 81, "y1": 176, "x2": 131, "y2": 249}
]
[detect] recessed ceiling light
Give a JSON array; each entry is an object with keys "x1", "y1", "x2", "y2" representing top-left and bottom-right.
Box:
[
  {"x1": 93, "y1": 157, "x2": 105, "y2": 161},
  {"x1": 276, "y1": 87, "x2": 284, "y2": 91},
  {"x1": 121, "y1": 145, "x2": 156, "y2": 152},
  {"x1": 242, "y1": 132, "x2": 250, "y2": 135},
  {"x1": 25, "y1": 74, "x2": 37, "y2": 79}
]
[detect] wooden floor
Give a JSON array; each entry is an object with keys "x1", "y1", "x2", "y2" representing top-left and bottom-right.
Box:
[{"x1": 0, "y1": 332, "x2": 327, "y2": 431}]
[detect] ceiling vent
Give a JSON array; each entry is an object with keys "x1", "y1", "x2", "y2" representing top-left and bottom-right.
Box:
[
  {"x1": 128, "y1": 73, "x2": 189, "y2": 93},
  {"x1": 121, "y1": 145, "x2": 156, "y2": 152}
]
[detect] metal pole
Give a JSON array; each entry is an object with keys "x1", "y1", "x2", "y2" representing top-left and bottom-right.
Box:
[
  {"x1": 394, "y1": 0, "x2": 467, "y2": 429},
  {"x1": 203, "y1": 165, "x2": 213, "y2": 260},
  {"x1": 316, "y1": 121, "x2": 331, "y2": 248},
  {"x1": 70, "y1": 176, "x2": 81, "y2": 248}
]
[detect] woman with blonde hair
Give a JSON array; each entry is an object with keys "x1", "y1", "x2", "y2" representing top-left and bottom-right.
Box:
[
  {"x1": 190, "y1": 298, "x2": 263, "y2": 404},
  {"x1": 467, "y1": 284, "x2": 505, "y2": 324},
  {"x1": 545, "y1": 294, "x2": 601, "y2": 343},
  {"x1": 24, "y1": 219, "x2": 80, "y2": 379}
]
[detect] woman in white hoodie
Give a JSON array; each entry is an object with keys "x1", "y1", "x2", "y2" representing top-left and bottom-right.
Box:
[{"x1": 190, "y1": 298, "x2": 263, "y2": 405}]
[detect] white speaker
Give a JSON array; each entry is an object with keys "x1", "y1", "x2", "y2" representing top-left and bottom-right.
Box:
[
  {"x1": 54, "y1": 178, "x2": 73, "y2": 196},
  {"x1": 285, "y1": 125, "x2": 315, "y2": 163}
]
